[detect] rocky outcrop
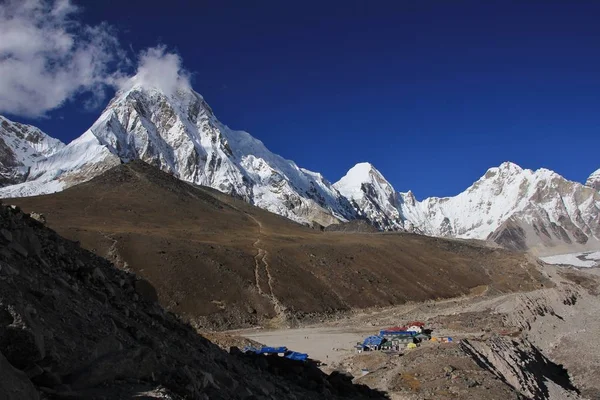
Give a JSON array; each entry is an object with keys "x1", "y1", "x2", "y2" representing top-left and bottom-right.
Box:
[
  {"x1": 460, "y1": 337, "x2": 580, "y2": 400},
  {"x1": 0, "y1": 352, "x2": 39, "y2": 400},
  {"x1": 493, "y1": 272, "x2": 600, "y2": 399},
  {"x1": 0, "y1": 203, "x2": 385, "y2": 399},
  {"x1": 233, "y1": 349, "x2": 380, "y2": 398}
]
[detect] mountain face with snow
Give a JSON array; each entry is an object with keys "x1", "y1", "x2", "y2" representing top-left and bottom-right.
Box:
[
  {"x1": 0, "y1": 81, "x2": 598, "y2": 255},
  {"x1": 0, "y1": 116, "x2": 65, "y2": 187},
  {"x1": 0, "y1": 84, "x2": 355, "y2": 226},
  {"x1": 335, "y1": 162, "x2": 600, "y2": 255},
  {"x1": 334, "y1": 162, "x2": 404, "y2": 230},
  {"x1": 587, "y1": 169, "x2": 600, "y2": 191}
]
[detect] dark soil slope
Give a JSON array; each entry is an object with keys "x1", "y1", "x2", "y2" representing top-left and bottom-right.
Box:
[
  {"x1": 9, "y1": 161, "x2": 549, "y2": 329},
  {"x1": 0, "y1": 203, "x2": 386, "y2": 399}
]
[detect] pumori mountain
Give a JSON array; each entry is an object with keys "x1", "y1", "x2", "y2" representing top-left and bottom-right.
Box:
[
  {"x1": 336, "y1": 161, "x2": 600, "y2": 255},
  {"x1": 334, "y1": 162, "x2": 405, "y2": 231},
  {"x1": 0, "y1": 116, "x2": 65, "y2": 187},
  {"x1": 0, "y1": 82, "x2": 356, "y2": 226},
  {"x1": 587, "y1": 169, "x2": 600, "y2": 191}
]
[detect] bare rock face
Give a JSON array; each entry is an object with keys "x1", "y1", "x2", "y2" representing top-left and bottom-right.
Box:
[
  {"x1": 460, "y1": 337, "x2": 580, "y2": 400},
  {"x1": 0, "y1": 203, "x2": 384, "y2": 399}
]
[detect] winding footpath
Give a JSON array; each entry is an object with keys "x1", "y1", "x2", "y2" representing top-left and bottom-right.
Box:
[{"x1": 247, "y1": 213, "x2": 288, "y2": 324}]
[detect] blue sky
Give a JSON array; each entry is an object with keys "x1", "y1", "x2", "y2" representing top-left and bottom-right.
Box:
[{"x1": 5, "y1": 0, "x2": 600, "y2": 199}]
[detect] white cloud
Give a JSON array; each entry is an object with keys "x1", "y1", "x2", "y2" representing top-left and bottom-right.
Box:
[
  {"x1": 117, "y1": 45, "x2": 192, "y2": 97},
  {"x1": 0, "y1": 0, "x2": 126, "y2": 117}
]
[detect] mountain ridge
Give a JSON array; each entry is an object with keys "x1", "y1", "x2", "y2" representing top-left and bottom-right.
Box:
[
  {"x1": 332, "y1": 161, "x2": 600, "y2": 255},
  {"x1": 0, "y1": 84, "x2": 355, "y2": 226},
  {"x1": 0, "y1": 82, "x2": 598, "y2": 255}
]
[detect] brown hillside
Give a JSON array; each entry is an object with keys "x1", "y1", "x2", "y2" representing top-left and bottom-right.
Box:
[{"x1": 8, "y1": 161, "x2": 549, "y2": 329}]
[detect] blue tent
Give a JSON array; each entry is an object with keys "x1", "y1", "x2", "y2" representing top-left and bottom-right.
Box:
[
  {"x1": 284, "y1": 351, "x2": 308, "y2": 361},
  {"x1": 362, "y1": 335, "x2": 384, "y2": 347},
  {"x1": 255, "y1": 346, "x2": 288, "y2": 354}
]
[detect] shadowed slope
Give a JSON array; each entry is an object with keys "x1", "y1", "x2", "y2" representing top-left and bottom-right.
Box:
[{"x1": 0, "y1": 202, "x2": 388, "y2": 399}]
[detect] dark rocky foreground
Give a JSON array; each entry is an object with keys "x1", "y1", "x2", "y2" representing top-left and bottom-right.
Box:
[{"x1": 0, "y1": 203, "x2": 387, "y2": 399}]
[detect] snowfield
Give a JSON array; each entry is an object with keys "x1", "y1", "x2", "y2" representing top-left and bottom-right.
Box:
[{"x1": 540, "y1": 251, "x2": 600, "y2": 268}]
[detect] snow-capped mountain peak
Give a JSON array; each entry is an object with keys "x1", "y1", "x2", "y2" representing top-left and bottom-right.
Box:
[
  {"x1": 0, "y1": 115, "x2": 65, "y2": 187},
  {"x1": 587, "y1": 168, "x2": 600, "y2": 191},
  {"x1": 334, "y1": 163, "x2": 403, "y2": 230},
  {"x1": 334, "y1": 159, "x2": 600, "y2": 253},
  {"x1": 0, "y1": 84, "x2": 356, "y2": 226},
  {"x1": 334, "y1": 162, "x2": 391, "y2": 196},
  {"x1": 398, "y1": 162, "x2": 600, "y2": 254}
]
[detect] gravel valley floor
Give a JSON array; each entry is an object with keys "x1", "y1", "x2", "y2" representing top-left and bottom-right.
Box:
[{"x1": 232, "y1": 263, "x2": 600, "y2": 399}]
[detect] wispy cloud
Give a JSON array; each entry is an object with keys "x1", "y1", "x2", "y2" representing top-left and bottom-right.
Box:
[
  {"x1": 117, "y1": 45, "x2": 192, "y2": 97},
  {"x1": 0, "y1": 0, "x2": 126, "y2": 117},
  {"x1": 0, "y1": 0, "x2": 194, "y2": 118}
]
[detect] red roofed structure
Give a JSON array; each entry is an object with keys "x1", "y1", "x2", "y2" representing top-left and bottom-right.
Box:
[{"x1": 383, "y1": 326, "x2": 407, "y2": 332}]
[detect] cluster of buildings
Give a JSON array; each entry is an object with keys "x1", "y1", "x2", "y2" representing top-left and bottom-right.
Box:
[{"x1": 356, "y1": 321, "x2": 450, "y2": 352}]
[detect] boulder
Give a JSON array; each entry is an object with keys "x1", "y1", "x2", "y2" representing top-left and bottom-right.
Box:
[
  {"x1": 29, "y1": 213, "x2": 46, "y2": 225},
  {"x1": 0, "y1": 318, "x2": 45, "y2": 369},
  {"x1": 0, "y1": 352, "x2": 39, "y2": 400},
  {"x1": 135, "y1": 279, "x2": 159, "y2": 303},
  {"x1": 12, "y1": 227, "x2": 41, "y2": 258},
  {"x1": 65, "y1": 346, "x2": 158, "y2": 389},
  {"x1": 0, "y1": 228, "x2": 13, "y2": 242}
]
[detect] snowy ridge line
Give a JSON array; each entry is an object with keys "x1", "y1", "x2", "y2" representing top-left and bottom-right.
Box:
[
  {"x1": 0, "y1": 83, "x2": 355, "y2": 227},
  {"x1": 1, "y1": 81, "x2": 599, "y2": 255}
]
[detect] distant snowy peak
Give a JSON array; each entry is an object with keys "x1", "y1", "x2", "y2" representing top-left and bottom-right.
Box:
[
  {"x1": 402, "y1": 162, "x2": 600, "y2": 254},
  {"x1": 587, "y1": 169, "x2": 600, "y2": 191},
  {"x1": 334, "y1": 163, "x2": 404, "y2": 230},
  {"x1": 0, "y1": 83, "x2": 355, "y2": 227},
  {"x1": 334, "y1": 160, "x2": 600, "y2": 254},
  {"x1": 334, "y1": 162, "x2": 394, "y2": 199},
  {"x1": 0, "y1": 115, "x2": 65, "y2": 187}
]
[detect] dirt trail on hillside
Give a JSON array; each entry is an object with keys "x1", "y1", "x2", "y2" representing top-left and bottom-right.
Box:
[{"x1": 247, "y1": 213, "x2": 288, "y2": 325}]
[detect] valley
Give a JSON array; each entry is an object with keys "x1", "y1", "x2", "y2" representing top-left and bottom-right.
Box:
[
  {"x1": 232, "y1": 264, "x2": 600, "y2": 399},
  {"x1": 0, "y1": 2, "x2": 598, "y2": 399}
]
